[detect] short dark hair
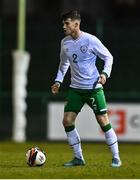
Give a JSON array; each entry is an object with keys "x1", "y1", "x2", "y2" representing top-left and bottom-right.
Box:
[{"x1": 61, "y1": 10, "x2": 81, "y2": 21}]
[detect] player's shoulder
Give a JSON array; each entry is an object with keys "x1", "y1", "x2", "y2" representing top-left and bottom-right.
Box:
[
  {"x1": 61, "y1": 36, "x2": 71, "y2": 45},
  {"x1": 82, "y1": 32, "x2": 99, "y2": 41}
]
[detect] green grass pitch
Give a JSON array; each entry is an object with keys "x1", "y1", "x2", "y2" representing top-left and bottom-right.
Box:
[{"x1": 0, "y1": 141, "x2": 140, "y2": 179}]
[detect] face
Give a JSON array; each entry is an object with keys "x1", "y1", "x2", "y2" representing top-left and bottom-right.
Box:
[{"x1": 62, "y1": 18, "x2": 78, "y2": 36}]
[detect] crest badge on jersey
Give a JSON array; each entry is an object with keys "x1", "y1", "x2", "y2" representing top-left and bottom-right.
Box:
[{"x1": 80, "y1": 45, "x2": 88, "y2": 53}]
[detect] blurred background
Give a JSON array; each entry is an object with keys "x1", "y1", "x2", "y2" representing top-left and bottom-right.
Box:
[{"x1": 0, "y1": 0, "x2": 140, "y2": 141}]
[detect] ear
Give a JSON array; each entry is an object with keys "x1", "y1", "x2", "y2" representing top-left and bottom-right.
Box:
[
  {"x1": 75, "y1": 22, "x2": 78, "y2": 27},
  {"x1": 75, "y1": 21, "x2": 79, "y2": 27}
]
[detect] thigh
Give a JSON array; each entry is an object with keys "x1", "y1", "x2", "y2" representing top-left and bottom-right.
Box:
[
  {"x1": 64, "y1": 88, "x2": 85, "y2": 114},
  {"x1": 87, "y1": 88, "x2": 107, "y2": 115}
]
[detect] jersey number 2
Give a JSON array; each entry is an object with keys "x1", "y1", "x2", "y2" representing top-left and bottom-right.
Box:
[{"x1": 72, "y1": 54, "x2": 78, "y2": 63}]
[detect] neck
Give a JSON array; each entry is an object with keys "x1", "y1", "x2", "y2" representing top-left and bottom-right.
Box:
[{"x1": 71, "y1": 30, "x2": 82, "y2": 40}]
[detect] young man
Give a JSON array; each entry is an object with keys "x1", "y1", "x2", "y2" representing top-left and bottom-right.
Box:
[{"x1": 51, "y1": 10, "x2": 122, "y2": 167}]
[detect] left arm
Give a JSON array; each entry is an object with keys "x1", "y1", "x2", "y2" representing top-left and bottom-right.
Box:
[{"x1": 92, "y1": 37, "x2": 113, "y2": 84}]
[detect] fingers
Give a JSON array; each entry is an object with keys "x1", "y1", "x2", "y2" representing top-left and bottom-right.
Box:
[
  {"x1": 98, "y1": 74, "x2": 106, "y2": 85},
  {"x1": 51, "y1": 83, "x2": 60, "y2": 94}
]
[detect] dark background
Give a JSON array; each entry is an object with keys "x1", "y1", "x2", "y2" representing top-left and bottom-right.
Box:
[{"x1": 0, "y1": 0, "x2": 140, "y2": 140}]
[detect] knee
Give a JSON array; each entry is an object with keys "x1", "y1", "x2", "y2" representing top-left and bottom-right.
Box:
[
  {"x1": 62, "y1": 118, "x2": 68, "y2": 127},
  {"x1": 62, "y1": 116, "x2": 72, "y2": 127},
  {"x1": 62, "y1": 112, "x2": 76, "y2": 127},
  {"x1": 96, "y1": 113, "x2": 109, "y2": 127}
]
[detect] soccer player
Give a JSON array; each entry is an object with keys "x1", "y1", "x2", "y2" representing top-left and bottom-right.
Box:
[{"x1": 51, "y1": 10, "x2": 122, "y2": 167}]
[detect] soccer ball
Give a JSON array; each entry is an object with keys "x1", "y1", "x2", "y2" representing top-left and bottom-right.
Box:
[{"x1": 26, "y1": 147, "x2": 46, "y2": 167}]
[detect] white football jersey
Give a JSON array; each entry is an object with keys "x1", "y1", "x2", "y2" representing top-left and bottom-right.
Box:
[{"x1": 55, "y1": 32, "x2": 113, "y2": 89}]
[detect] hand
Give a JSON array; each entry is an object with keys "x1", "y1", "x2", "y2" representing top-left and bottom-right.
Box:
[
  {"x1": 98, "y1": 74, "x2": 107, "y2": 85},
  {"x1": 51, "y1": 82, "x2": 60, "y2": 94}
]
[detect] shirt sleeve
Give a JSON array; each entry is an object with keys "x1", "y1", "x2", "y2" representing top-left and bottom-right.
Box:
[
  {"x1": 92, "y1": 36, "x2": 113, "y2": 78},
  {"x1": 55, "y1": 41, "x2": 70, "y2": 83}
]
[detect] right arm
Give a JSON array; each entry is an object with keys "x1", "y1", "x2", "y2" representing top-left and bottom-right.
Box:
[{"x1": 51, "y1": 41, "x2": 70, "y2": 94}]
